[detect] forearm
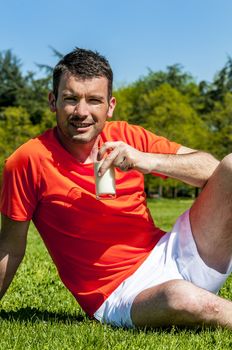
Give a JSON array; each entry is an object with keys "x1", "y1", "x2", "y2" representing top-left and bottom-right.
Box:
[
  {"x1": 0, "y1": 250, "x2": 24, "y2": 300},
  {"x1": 98, "y1": 142, "x2": 219, "y2": 188},
  {"x1": 0, "y1": 215, "x2": 29, "y2": 300},
  {"x1": 144, "y1": 151, "x2": 219, "y2": 188}
]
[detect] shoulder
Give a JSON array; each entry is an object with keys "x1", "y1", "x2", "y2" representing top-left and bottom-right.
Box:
[
  {"x1": 103, "y1": 121, "x2": 180, "y2": 153},
  {"x1": 103, "y1": 121, "x2": 158, "y2": 148},
  {"x1": 104, "y1": 120, "x2": 143, "y2": 132},
  {"x1": 103, "y1": 121, "x2": 148, "y2": 140},
  {"x1": 4, "y1": 128, "x2": 54, "y2": 171}
]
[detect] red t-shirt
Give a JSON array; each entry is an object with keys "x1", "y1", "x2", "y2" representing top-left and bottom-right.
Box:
[{"x1": 0, "y1": 121, "x2": 180, "y2": 316}]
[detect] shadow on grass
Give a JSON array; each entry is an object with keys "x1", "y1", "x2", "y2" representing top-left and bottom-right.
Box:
[
  {"x1": 0, "y1": 307, "x2": 85, "y2": 324},
  {"x1": 107, "y1": 323, "x2": 214, "y2": 334},
  {"x1": 0, "y1": 308, "x2": 218, "y2": 334}
]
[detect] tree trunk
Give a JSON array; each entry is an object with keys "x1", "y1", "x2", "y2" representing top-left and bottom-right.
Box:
[{"x1": 158, "y1": 184, "x2": 163, "y2": 197}]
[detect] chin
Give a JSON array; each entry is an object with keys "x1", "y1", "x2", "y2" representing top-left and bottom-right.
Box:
[{"x1": 71, "y1": 134, "x2": 95, "y2": 144}]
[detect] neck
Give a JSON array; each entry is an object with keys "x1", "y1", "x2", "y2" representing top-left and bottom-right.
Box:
[{"x1": 56, "y1": 128, "x2": 99, "y2": 163}]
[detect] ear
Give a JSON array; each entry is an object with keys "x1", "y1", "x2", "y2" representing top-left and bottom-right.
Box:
[
  {"x1": 48, "y1": 92, "x2": 57, "y2": 112},
  {"x1": 107, "y1": 97, "x2": 116, "y2": 119}
]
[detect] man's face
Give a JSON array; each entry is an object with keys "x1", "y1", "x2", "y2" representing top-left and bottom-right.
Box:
[{"x1": 49, "y1": 73, "x2": 116, "y2": 146}]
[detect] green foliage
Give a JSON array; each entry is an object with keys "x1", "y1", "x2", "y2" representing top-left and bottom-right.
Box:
[
  {"x1": 196, "y1": 56, "x2": 232, "y2": 114},
  {"x1": 204, "y1": 93, "x2": 232, "y2": 158},
  {"x1": 0, "y1": 49, "x2": 56, "y2": 173},
  {"x1": 0, "y1": 106, "x2": 40, "y2": 159},
  {"x1": 135, "y1": 84, "x2": 209, "y2": 148},
  {"x1": 0, "y1": 106, "x2": 56, "y2": 176},
  {"x1": 18, "y1": 73, "x2": 52, "y2": 125},
  {"x1": 133, "y1": 64, "x2": 195, "y2": 95},
  {"x1": 0, "y1": 50, "x2": 26, "y2": 107},
  {"x1": 113, "y1": 85, "x2": 136, "y2": 121}
]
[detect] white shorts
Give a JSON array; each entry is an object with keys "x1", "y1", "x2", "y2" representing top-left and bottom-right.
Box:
[{"x1": 94, "y1": 210, "x2": 232, "y2": 328}]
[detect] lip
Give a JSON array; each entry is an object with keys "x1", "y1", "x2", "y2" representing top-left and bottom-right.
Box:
[{"x1": 70, "y1": 122, "x2": 93, "y2": 132}]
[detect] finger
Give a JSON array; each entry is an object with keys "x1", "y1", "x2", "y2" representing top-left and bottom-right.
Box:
[
  {"x1": 117, "y1": 157, "x2": 135, "y2": 172},
  {"x1": 98, "y1": 142, "x2": 121, "y2": 161},
  {"x1": 120, "y1": 158, "x2": 131, "y2": 172},
  {"x1": 98, "y1": 148, "x2": 120, "y2": 176},
  {"x1": 114, "y1": 155, "x2": 127, "y2": 171}
]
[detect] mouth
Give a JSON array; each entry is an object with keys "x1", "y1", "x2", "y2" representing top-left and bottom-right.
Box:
[{"x1": 69, "y1": 121, "x2": 93, "y2": 130}]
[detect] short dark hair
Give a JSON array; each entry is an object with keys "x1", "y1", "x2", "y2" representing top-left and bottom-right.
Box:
[{"x1": 53, "y1": 48, "x2": 113, "y2": 100}]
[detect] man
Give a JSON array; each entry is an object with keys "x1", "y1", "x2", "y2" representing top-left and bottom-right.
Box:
[{"x1": 0, "y1": 48, "x2": 232, "y2": 329}]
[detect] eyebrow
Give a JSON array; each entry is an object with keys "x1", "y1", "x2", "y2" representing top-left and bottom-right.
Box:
[
  {"x1": 89, "y1": 95, "x2": 105, "y2": 100},
  {"x1": 62, "y1": 92, "x2": 76, "y2": 97},
  {"x1": 62, "y1": 92, "x2": 105, "y2": 100}
]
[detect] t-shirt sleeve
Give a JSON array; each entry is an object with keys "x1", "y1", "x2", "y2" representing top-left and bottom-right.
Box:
[
  {"x1": 0, "y1": 149, "x2": 40, "y2": 221},
  {"x1": 120, "y1": 123, "x2": 181, "y2": 154}
]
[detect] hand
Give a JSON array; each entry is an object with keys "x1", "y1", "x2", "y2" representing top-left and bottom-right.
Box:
[{"x1": 97, "y1": 141, "x2": 152, "y2": 176}]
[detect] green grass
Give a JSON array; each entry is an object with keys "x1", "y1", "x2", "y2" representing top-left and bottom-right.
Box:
[{"x1": 0, "y1": 198, "x2": 232, "y2": 349}]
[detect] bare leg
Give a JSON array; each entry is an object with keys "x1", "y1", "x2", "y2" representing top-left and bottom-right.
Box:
[
  {"x1": 131, "y1": 155, "x2": 232, "y2": 329},
  {"x1": 190, "y1": 154, "x2": 232, "y2": 273},
  {"x1": 131, "y1": 280, "x2": 232, "y2": 329}
]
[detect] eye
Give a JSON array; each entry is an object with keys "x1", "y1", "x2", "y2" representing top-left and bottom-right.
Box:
[
  {"x1": 64, "y1": 96, "x2": 77, "y2": 104},
  {"x1": 89, "y1": 98, "x2": 103, "y2": 105},
  {"x1": 64, "y1": 96, "x2": 76, "y2": 101}
]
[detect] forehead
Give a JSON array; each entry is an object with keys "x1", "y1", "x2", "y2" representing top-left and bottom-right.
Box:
[{"x1": 58, "y1": 73, "x2": 109, "y2": 95}]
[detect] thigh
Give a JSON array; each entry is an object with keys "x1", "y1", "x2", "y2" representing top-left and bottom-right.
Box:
[
  {"x1": 190, "y1": 155, "x2": 232, "y2": 273},
  {"x1": 94, "y1": 231, "x2": 184, "y2": 328},
  {"x1": 173, "y1": 211, "x2": 230, "y2": 293},
  {"x1": 131, "y1": 279, "x2": 232, "y2": 329},
  {"x1": 94, "y1": 210, "x2": 229, "y2": 328}
]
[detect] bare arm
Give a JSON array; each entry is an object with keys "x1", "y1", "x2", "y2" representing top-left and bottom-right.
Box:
[
  {"x1": 98, "y1": 143, "x2": 219, "y2": 188},
  {"x1": 0, "y1": 214, "x2": 30, "y2": 300},
  {"x1": 144, "y1": 145, "x2": 219, "y2": 187}
]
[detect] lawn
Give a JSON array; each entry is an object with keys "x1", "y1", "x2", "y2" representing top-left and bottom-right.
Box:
[{"x1": 0, "y1": 198, "x2": 231, "y2": 349}]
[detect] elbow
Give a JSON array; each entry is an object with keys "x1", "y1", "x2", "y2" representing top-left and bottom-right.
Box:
[
  {"x1": 0, "y1": 247, "x2": 26, "y2": 262},
  {"x1": 10, "y1": 248, "x2": 26, "y2": 261},
  {"x1": 12, "y1": 251, "x2": 25, "y2": 261},
  {"x1": 198, "y1": 179, "x2": 208, "y2": 189},
  {"x1": 198, "y1": 156, "x2": 219, "y2": 188},
  {"x1": 197, "y1": 168, "x2": 218, "y2": 189}
]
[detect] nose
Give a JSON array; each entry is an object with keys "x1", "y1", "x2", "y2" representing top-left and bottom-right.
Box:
[{"x1": 73, "y1": 99, "x2": 89, "y2": 118}]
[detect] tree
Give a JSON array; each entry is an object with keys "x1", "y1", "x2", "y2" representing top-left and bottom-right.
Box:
[
  {"x1": 113, "y1": 64, "x2": 199, "y2": 123},
  {"x1": 198, "y1": 56, "x2": 232, "y2": 114},
  {"x1": 204, "y1": 92, "x2": 232, "y2": 159},
  {"x1": 36, "y1": 46, "x2": 63, "y2": 76},
  {"x1": 125, "y1": 83, "x2": 209, "y2": 148},
  {"x1": 18, "y1": 73, "x2": 52, "y2": 125},
  {"x1": 0, "y1": 107, "x2": 41, "y2": 169},
  {"x1": 0, "y1": 50, "x2": 26, "y2": 107},
  {"x1": 113, "y1": 85, "x2": 136, "y2": 121}
]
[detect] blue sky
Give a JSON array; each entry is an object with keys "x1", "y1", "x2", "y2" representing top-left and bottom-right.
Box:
[{"x1": 1, "y1": 0, "x2": 231, "y2": 87}]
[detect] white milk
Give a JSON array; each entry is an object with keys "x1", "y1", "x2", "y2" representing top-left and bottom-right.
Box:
[{"x1": 94, "y1": 162, "x2": 116, "y2": 199}]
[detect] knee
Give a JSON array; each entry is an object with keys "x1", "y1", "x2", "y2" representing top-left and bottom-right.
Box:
[
  {"x1": 220, "y1": 154, "x2": 232, "y2": 173},
  {"x1": 164, "y1": 280, "x2": 200, "y2": 314},
  {"x1": 164, "y1": 280, "x2": 219, "y2": 320},
  {"x1": 131, "y1": 280, "x2": 221, "y2": 327}
]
